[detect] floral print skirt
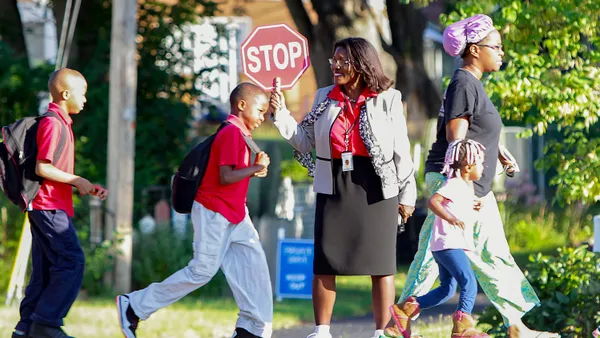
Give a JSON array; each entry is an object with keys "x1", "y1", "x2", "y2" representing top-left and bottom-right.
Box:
[{"x1": 399, "y1": 172, "x2": 540, "y2": 326}]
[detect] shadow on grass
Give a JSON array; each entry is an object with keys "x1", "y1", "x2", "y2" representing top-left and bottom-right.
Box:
[{"x1": 272, "y1": 267, "x2": 410, "y2": 323}]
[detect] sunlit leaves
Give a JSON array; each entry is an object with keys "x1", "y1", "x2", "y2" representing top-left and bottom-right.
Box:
[{"x1": 445, "y1": 0, "x2": 600, "y2": 204}]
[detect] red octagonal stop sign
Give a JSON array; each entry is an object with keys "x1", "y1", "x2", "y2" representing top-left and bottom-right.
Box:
[{"x1": 241, "y1": 24, "x2": 310, "y2": 91}]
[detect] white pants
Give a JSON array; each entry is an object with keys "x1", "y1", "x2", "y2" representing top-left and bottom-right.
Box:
[{"x1": 129, "y1": 202, "x2": 273, "y2": 337}]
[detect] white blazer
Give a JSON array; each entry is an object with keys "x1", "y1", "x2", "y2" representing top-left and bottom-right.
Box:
[{"x1": 273, "y1": 85, "x2": 417, "y2": 206}]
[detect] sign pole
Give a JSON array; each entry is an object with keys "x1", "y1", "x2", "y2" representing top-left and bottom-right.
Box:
[
  {"x1": 5, "y1": 215, "x2": 32, "y2": 306},
  {"x1": 275, "y1": 227, "x2": 285, "y2": 303}
]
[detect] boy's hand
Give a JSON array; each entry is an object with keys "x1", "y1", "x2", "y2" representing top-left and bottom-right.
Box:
[
  {"x1": 447, "y1": 216, "x2": 465, "y2": 230},
  {"x1": 253, "y1": 168, "x2": 268, "y2": 178},
  {"x1": 91, "y1": 185, "x2": 109, "y2": 200},
  {"x1": 73, "y1": 177, "x2": 95, "y2": 196},
  {"x1": 255, "y1": 151, "x2": 271, "y2": 169}
]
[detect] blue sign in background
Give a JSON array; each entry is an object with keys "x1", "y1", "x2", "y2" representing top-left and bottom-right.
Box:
[{"x1": 276, "y1": 239, "x2": 314, "y2": 299}]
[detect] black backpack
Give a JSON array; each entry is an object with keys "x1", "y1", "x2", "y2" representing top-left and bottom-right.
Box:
[
  {"x1": 171, "y1": 122, "x2": 261, "y2": 214},
  {"x1": 0, "y1": 112, "x2": 67, "y2": 212}
]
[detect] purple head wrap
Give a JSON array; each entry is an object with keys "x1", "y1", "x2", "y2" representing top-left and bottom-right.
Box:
[{"x1": 442, "y1": 14, "x2": 495, "y2": 57}]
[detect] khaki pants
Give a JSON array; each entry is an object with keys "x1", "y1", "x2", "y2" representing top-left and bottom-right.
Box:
[{"x1": 129, "y1": 202, "x2": 273, "y2": 337}]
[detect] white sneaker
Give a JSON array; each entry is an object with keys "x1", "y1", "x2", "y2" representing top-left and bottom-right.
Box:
[
  {"x1": 306, "y1": 333, "x2": 333, "y2": 338},
  {"x1": 116, "y1": 294, "x2": 139, "y2": 338}
]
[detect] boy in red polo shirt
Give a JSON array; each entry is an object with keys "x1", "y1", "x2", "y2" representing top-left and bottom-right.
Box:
[
  {"x1": 12, "y1": 68, "x2": 108, "y2": 338},
  {"x1": 117, "y1": 83, "x2": 273, "y2": 338}
]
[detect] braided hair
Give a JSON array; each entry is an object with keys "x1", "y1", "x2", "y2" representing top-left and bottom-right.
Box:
[{"x1": 442, "y1": 139, "x2": 486, "y2": 178}]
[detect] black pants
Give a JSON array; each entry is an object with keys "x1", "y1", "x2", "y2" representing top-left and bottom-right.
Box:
[{"x1": 16, "y1": 210, "x2": 85, "y2": 332}]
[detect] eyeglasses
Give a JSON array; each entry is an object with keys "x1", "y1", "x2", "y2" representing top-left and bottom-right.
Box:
[
  {"x1": 328, "y1": 58, "x2": 351, "y2": 68},
  {"x1": 477, "y1": 44, "x2": 503, "y2": 52}
]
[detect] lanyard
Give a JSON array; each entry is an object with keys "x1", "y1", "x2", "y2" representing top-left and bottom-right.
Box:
[{"x1": 343, "y1": 97, "x2": 359, "y2": 151}]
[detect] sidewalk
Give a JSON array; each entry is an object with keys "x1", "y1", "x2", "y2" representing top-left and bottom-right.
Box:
[{"x1": 273, "y1": 294, "x2": 491, "y2": 338}]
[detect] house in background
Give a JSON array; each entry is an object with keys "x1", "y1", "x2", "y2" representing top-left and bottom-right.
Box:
[
  {"x1": 189, "y1": 0, "x2": 318, "y2": 122},
  {"x1": 16, "y1": 0, "x2": 56, "y2": 66}
]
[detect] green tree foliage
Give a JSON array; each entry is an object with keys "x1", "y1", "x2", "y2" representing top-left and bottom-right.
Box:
[
  {"x1": 443, "y1": 0, "x2": 600, "y2": 204},
  {"x1": 0, "y1": 0, "x2": 222, "y2": 213},
  {"x1": 71, "y1": 0, "x2": 221, "y2": 216},
  {"x1": 0, "y1": 0, "x2": 224, "y2": 295},
  {"x1": 0, "y1": 43, "x2": 50, "y2": 128}
]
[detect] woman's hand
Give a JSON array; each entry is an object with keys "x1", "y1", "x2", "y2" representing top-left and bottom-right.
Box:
[
  {"x1": 269, "y1": 77, "x2": 286, "y2": 117},
  {"x1": 398, "y1": 204, "x2": 415, "y2": 224},
  {"x1": 499, "y1": 145, "x2": 519, "y2": 177},
  {"x1": 473, "y1": 198, "x2": 484, "y2": 211}
]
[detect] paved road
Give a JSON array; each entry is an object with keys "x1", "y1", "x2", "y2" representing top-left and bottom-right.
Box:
[{"x1": 274, "y1": 294, "x2": 490, "y2": 338}]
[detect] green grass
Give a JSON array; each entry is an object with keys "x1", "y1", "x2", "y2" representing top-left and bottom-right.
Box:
[
  {"x1": 0, "y1": 269, "x2": 412, "y2": 338},
  {"x1": 411, "y1": 315, "x2": 454, "y2": 337},
  {"x1": 0, "y1": 303, "x2": 460, "y2": 338}
]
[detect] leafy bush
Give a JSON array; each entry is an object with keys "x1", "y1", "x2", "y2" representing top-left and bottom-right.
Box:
[
  {"x1": 497, "y1": 176, "x2": 592, "y2": 254},
  {"x1": 131, "y1": 225, "x2": 228, "y2": 298},
  {"x1": 478, "y1": 246, "x2": 600, "y2": 337},
  {"x1": 0, "y1": 251, "x2": 15, "y2": 297},
  {"x1": 280, "y1": 159, "x2": 312, "y2": 184},
  {"x1": 80, "y1": 239, "x2": 114, "y2": 296},
  {"x1": 0, "y1": 201, "x2": 112, "y2": 297}
]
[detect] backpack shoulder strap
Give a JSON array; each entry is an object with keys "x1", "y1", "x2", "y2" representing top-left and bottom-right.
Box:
[
  {"x1": 242, "y1": 135, "x2": 261, "y2": 154},
  {"x1": 216, "y1": 120, "x2": 261, "y2": 154},
  {"x1": 40, "y1": 111, "x2": 68, "y2": 164},
  {"x1": 217, "y1": 121, "x2": 231, "y2": 131}
]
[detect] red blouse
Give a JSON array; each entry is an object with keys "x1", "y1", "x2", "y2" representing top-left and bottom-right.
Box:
[{"x1": 328, "y1": 85, "x2": 377, "y2": 159}]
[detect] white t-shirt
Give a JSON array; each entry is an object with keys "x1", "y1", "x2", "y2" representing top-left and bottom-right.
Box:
[{"x1": 429, "y1": 177, "x2": 477, "y2": 252}]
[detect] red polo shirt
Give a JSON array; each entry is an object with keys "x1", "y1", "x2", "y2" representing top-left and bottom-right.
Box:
[
  {"x1": 328, "y1": 85, "x2": 377, "y2": 158},
  {"x1": 194, "y1": 115, "x2": 252, "y2": 224},
  {"x1": 32, "y1": 103, "x2": 75, "y2": 217}
]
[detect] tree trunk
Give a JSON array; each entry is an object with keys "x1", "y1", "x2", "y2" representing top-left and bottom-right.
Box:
[
  {"x1": 386, "y1": 1, "x2": 441, "y2": 137},
  {"x1": 0, "y1": 0, "x2": 28, "y2": 57},
  {"x1": 284, "y1": 0, "x2": 396, "y2": 89}
]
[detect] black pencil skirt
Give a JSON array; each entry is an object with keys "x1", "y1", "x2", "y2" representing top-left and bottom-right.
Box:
[{"x1": 313, "y1": 156, "x2": 398, "y2": 276}]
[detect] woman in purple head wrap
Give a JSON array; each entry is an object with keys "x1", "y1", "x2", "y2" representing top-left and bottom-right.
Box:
[{"x1": 384, "y1": 14, "x2": 559, "y2": 338}]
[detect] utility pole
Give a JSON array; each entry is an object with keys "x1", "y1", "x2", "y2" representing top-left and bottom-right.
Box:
[{"x1": 106, "y1": 0, "x2": 138, "y2": 293}]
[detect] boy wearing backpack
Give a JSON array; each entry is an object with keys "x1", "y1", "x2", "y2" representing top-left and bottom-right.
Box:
[
  {"x1": 11, "y1": 68, "x2": 108, "y2": 338},
  {"x1": 117, "y1": 83, "x2": 273, "y2": 338}
]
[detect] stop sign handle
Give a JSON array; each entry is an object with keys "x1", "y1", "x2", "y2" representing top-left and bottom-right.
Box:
[{"x1": 274, "y1": 77, "x2": 281, "y2": 92}]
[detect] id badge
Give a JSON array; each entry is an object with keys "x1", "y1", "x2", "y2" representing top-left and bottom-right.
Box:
[{"x1": 341, "y1": 151, "x2": 354, "y2": 172}]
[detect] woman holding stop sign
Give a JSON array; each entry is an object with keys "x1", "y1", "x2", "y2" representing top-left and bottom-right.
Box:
[{"x1": 270, "y1": 37, "x2": 416, "y2": 338}]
